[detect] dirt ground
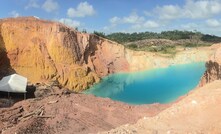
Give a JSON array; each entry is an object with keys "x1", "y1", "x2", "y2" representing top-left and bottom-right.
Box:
[
  {"x1": 0, "y1": 91, "x2": 170, "y2": 134},
  {"x1": 103, "y1": 80, "x2": 221, "y2": 134}
]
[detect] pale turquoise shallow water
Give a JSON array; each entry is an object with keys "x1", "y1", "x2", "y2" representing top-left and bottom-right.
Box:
[{"x1": 85, "y1": 62, "x2": 206, "y2": 105}]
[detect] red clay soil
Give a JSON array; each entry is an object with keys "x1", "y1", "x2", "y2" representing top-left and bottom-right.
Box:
[{"x1": 0, "y1": 93, "x2": 170, "y2": 134}]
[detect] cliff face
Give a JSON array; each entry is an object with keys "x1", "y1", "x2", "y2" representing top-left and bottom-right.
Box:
[
  {"x1": 126, "y1": 47, "x2": 214, "y2": 72},
  {"x1": 200, "y1": 44, "x2": 221, "y2": 86},
  {"x1": 0, "y1": 17, "x2": 214, "y2": 91},
  {"x1": 0, "y1": 29, "x2": 15, "y2": 78},
  {"x1": 0, "y1": 17, "x2": 129, "y2": 91}
]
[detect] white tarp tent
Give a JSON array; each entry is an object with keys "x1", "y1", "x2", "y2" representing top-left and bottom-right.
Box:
[{"x1": 0, "y1": 74, "x2": 27, "y2": 93}]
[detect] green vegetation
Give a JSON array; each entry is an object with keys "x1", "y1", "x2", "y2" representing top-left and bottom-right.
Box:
[
  {"x1": 90, "y1": 30, "x2": 221, "y2": 57},
  {"x1": 106, "y1": 32, "x2": 159, "y2": 43},
  {"x1": 93, "y1": 31, "x2": 106, "y2": 38},
  {"x1": 127, "y1": 44, "x2": 137, "y2": 49},
  {"x1": 201, "y1": 34, "x2": 221, "y2": 43},
  {"x1": 105, "y1": 30, "x2": 221, "y2": 44},
  {"x1": 82, "y1": 29, "x2": 87, "y2": 33},
  {"x1": 127, "y1": 44, "x2": 176, "y2": 56}
]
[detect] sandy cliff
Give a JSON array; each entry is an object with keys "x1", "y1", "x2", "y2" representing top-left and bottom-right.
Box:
[
  {"x1": 0, "y1": 17, "x2": 215, "y2": 91},
  {"x1": 0, "y1": 17, "x2": 129, "y2": 91},
  {"x1": 200, "y1": 44, "x2": 221, "y2": 86},
  {"x1": 126, "y1": 46, "x2": 214, "y2": 71}
]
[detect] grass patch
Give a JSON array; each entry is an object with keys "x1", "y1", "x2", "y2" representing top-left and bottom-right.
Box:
[{"x1": 126, "y1": 44, "x2": 177, "y2": 57}]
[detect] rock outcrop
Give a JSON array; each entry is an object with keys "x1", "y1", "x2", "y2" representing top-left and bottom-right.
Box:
[
  {"x1": 0, "y1": 17, "x2": 129, "y2": 91},
  {"x1": 200, "y1": 44, "x2": 221, "y2": 86}
]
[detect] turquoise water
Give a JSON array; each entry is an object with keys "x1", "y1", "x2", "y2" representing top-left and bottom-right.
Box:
[{"x1": 85, "y1": 62, "x2": 206, "y2": 105}]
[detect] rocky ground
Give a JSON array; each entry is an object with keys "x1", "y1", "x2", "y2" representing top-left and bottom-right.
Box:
[
  {"x1": 0, "y1": 83, "x2": 170, "y2": 134},
  {"x1": 103, "y1": 80, "x2": 221, "y2": 133}
]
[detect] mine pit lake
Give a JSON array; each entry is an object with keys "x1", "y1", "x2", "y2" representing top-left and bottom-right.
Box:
[{"x1": 85, "y1": 62, "x2": 206, "y2": 105}]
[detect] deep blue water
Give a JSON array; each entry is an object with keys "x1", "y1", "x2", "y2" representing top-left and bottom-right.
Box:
[{"x1": 85, "y1": 62, "x2": 206, "y2": 105}]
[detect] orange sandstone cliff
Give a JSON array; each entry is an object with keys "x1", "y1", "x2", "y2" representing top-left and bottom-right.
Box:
[
  {"x1": 200, "y1": 44, "x2": 221, "y2": 86},
  {"x1": 0, "y1": 17, "x2": 129, "y2": 91},
  {"x1": 0, "y1": 17, "x2": 214, "y2": 91}
]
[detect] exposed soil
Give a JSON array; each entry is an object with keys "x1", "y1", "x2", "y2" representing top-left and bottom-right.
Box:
[
  {"x1": 103, "y1": 80, "x2": 221, "y2": 134},
  {"x1": 0, "y1": 87, "x2": 170, "y2": 134}
]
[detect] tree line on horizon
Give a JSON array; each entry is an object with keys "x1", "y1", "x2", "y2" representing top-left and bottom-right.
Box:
[{"x1": 92, "y1": 30, "x2": 221, "y2": 44}]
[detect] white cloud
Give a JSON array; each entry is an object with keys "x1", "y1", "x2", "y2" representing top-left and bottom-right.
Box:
[
  {"x1": 67, "y1": 2, "x2": 96, "y2": 18},
  {"x1": 143, "y1": 11, "x2": 152, "y2": 16},
  {"x1": 25, "y1": 0, "x2": 40, "y2": 9},
  {"x1": 143, "y1": 20, "x2": 160, "y2": 28},
  {"x1": 122, "y1": 12, "x2": 145, "y2": 24},
  {"x1": 103, "y1": 26, "x2": 109, "y2": 31},
  {"x1": 206, "y1": 19, "x2": 221, "y2": 27},
  {"x1": 42, "y1": 0, "x2": 59, "y2": 13},
  {"x1": 184, "y1": 0, "x2": 221, "y2": 19},
  {"x1": 109, "y1": 16, "x2": 121, "y2": 25},
  {"x1": 181, "y1": 23, "x2": 198, "y2": 29},
  {"x1": 155, "y1": 5, "x2": 182, "y2": 19},
  {"x1": 130, "y1": 24, "x2": 141, "y2": 30},
  {"x1": 131, "y1": 20, "x2": 160, "y2": 30},
  {"x1": 104, "y1": 1, "x2": 221, "y2": 35},
  {"x1": 109, "y1": 12, "x2": 145, "y2": 25},
  {"x1": 9, "y1": 11, "x2": 19, "y2": 18},
  {"x1": 59, "y1": 18, "x2": 81, "y2": 28},
  {"x1": 155, "y1": 0, "x2": 221, "y2": 20},
  {"x1": 107, "y1": 12, "x2": 160, "y2": 32}
]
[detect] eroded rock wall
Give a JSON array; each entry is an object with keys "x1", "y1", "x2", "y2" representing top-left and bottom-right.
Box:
[
  {"x1": 0, "y1": 17, "x2": 129, "y2": 91},
  {"x1": 200, "y1": 44, "x2": 221, "y2": 86},
  {"x1": 0, "y1": 17, "x2": 215, "y2": 91},
  {"x1": 0, "y1": 22, "x2": 15, "y2": 78},
  {"x1": 86, "y1": 35, "x2": 129, "y2": 77}
]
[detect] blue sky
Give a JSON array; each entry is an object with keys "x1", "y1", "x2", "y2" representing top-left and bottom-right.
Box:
[{"x1": 1, "y1": 0, "x2": 221, "y2": 35}]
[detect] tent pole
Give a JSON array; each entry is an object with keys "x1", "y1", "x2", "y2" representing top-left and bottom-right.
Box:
[
  {"x1": 8, "y1": 92, "x2": 10, "y2": 99},
  {"x1": 24, "y1": 93, "x2": 26, "y2": 100}
]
